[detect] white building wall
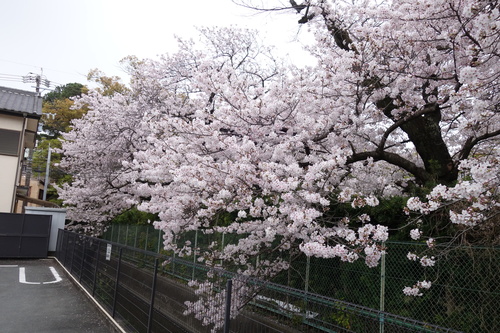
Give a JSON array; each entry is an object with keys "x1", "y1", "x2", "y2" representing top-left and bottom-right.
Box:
[
  {"x1": 0, "y1": 114, "x2": 25, "y2": 212},
  {"x1": 0, "y1": 114, "x2": 24, "y2": 131},
  {"x1": 0, "y1": 155, "x2": 18, "y2": 212}
]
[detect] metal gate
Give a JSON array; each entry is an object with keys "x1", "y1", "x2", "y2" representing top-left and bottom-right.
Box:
[{"x1": 0, "y1": 213, "x2": 52, "y2": 258}]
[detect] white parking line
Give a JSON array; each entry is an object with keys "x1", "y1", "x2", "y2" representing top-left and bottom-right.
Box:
[
  {"x1": 19, "y1": 266, "x2": 63, "y2": 284},
  {"x1": 19, "y1": 267, "x2": 38, "y2": 284},
  {"x1": 44, "y1": 267, "x2": 62, "y2": 284},
  {"x1": 0, "y1": 265, "x2": 19, "y2": 268}
]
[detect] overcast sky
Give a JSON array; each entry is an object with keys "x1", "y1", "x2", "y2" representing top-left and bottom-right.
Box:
[{"x1": 0, "y1": 0, "x2": 311, "y2": 94}]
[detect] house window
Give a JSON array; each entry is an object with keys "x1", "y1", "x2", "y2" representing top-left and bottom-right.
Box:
[{"x1": 0, "y1": 129, "x2": 20, "y2": 156}]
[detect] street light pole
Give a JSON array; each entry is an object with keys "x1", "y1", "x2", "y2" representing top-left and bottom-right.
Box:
[{"x1": 42, "y1": 144, "x2": 51, "y2": 201}]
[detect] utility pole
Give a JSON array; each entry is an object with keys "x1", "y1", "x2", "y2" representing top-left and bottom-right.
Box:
[
  {"x1": 22, "y1": 69, "x2": 50, "y2": 96},
  {"x1": 23, "y1": 69, "x2": 52, "y2": 201}
]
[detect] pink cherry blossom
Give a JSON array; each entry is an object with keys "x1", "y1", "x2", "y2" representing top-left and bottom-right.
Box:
[{"x1": 56, "y1": 0, "x2": 499, "y2": 323}]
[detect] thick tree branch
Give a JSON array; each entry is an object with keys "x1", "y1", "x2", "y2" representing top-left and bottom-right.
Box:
[
  {"x1": 290, "y1": 0, "x2": 307, "y2": 13},
  {"x1": 347, "y1": 150, "x2": 430, "y2": 184},
  {"x1": 458, "y1": 129, "x2": 500, "y2": 160},
  {"x1": 376, "y1": 94, "x2": 457, "y2": 184},
  {"x1": 378, "y1": 103, "x2": 443, "y2": 152}
]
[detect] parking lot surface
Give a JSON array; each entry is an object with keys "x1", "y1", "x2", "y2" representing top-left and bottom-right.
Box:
[{"x1": 0, "y1": 258, "x2": 116, "y2": 333}]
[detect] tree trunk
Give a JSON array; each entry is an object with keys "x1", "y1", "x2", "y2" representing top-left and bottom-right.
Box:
[{"x1": 377, "y1": 97, "x2": 458, "y2": 185}]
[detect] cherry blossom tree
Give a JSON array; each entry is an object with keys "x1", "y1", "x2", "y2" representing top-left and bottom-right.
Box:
[{"x1": 58, "y1": 0, "x2": 499, "y2": 326}]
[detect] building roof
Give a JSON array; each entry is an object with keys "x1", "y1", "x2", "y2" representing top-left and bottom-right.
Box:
[{"x1": 0, "y1": 86, "x2": 42, "y2": 118}]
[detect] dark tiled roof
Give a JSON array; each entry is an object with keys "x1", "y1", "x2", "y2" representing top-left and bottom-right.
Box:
[{"x1": 0, "y1": 86, "x2": 42, "y2": 117}]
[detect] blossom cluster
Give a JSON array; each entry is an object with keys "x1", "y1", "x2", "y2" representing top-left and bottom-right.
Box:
[
  {"x1": 406, "y1": 160, "x2": 498, "y2": 227},
  {"x1": 403, "y1": 280, "x2": 432, "y2": 297}
]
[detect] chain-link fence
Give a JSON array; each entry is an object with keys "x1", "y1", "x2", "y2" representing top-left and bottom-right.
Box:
[
  {"x1": 59, "y1": 229, "x2": 460, "y2": 333},
  {"x1": 102, "y1": 225, "x2": 499, "y2": 332},
  {"x1": 103, "y1": 225, "x2": 165, "y2": 253},
  {"x1": 284, "y1": 242, "x2": 500, "y2": 333}
]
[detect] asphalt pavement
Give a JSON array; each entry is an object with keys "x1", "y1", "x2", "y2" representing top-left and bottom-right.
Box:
[{"x1": 0, "y1": 258, "x2": 120, "y2": 333}]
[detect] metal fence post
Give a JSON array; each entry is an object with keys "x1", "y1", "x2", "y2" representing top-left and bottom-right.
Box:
[
  {"x1": 147, "y1": 258, "x2": 159, "y2": 333},
  {"x1": 172, "y1": 251, "x2": 176, "y2": 275},
  {"x1": 69, "y1": 233, "x2": 77, "y2": 273},
  {"x1": 157, "y1": 229, "x2": 162, "y2": 253},
  {"x1": 379, "y1": 242, "x2": 386, "y2": 333},
  {"x1": 125, "y1": 225, "x2": 129, "y2": 247},
  {"x1": 224, "y1": 279, "x2": 233, "y2": 333},
  {"x1": 305, "y1": 255, "x2": 310, "y2": 293},
  {"x1": 304, "y1": 255, "x2": 311, "y2": 325},
  {"x1": 56, "y1": 228, "x2": 63, "y2": 259},
  {"x1": 59, "y1": 230, "x2": 66, "y2": 264},
  {"x1": 288, "y1": 252, "x2": 292, "y2": 288},
  {"x1": 79, "y1": 237, "x2": 87, "y2": 283},
  {"x1": 220, "y1": 232, "x2": 225, "y2": 266},
  {"x1": 112, "y1": 247, "x2": 123, "y2": 318},
  {"x1": 134, "y1": 225, "x2": 138, "y2": 249},
  {"x1": 92, "y1": 241, "x2": 101, "y2": 297},
  {"x1": 63, "y1": 231, "x2": 70, "y2": 266},
  {"x1": 192, "y1": 230, "x2": 198, "y2": 281}
]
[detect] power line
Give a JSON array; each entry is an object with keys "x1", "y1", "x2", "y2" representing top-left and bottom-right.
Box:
[
  {"x1": 0, "y1": 58, "x2": 88, "y2": 81},
  {"x1": 0, "y1": 73, "x2": 25, "y2": 83},
  {"x1": 0, "y1": 71, "x2": 61, "y2": 93},
  {"x1": 23, "y1": 72, "x2": 51, "y2": 91}
]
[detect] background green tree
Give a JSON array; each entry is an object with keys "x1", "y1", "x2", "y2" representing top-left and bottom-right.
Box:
[
  {"x1": 31, "y1": 83, "x2": 87, "y2": 203},
  {"x1": 86, "y1": 68, "x2": 129, "y2": 96}
]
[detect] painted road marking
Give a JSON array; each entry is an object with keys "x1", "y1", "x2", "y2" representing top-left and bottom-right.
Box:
[
  {"x1": 19, "y1": 267, "x2": 38, "y2": 284},
  {"x1": 19, "y1": 266, "x2": 62, "y2": 285},
  {"x1": 45, "y1": 267, "x2": 63, "y2": 284},
  {"x1": 0, "y1": 265, "x2": 19, "y2": 268}
]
